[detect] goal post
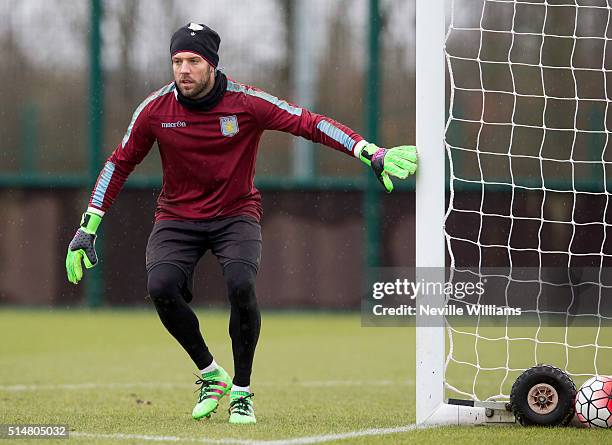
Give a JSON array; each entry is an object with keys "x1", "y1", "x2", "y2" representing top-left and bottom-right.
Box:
[
  {"x1": 415, "y1": 0, "x2": 612, "y2": 426},
  {"x1": 416, "y1": 0, "x2": 489, "y2": 425},
  {"x1": 415, "y1": 0, "x2": 447, "y2": 425}
]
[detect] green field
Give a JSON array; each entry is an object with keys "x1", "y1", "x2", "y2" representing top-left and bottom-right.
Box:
[{"x1": 0, "y1": 310, "x2": 609, "y2": 444}]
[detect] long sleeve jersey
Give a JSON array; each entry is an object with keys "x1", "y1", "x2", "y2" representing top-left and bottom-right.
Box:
[{"x1": 88, "y1": 78, "x2": 367, "y2": 221}]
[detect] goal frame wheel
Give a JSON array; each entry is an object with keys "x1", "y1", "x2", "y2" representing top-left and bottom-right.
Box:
[{"x1": 510, "y1": 364, "x2": 577, "y2": 426}]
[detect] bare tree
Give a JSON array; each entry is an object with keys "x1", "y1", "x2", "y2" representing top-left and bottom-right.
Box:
[
  {"x1": 274, "y1": 0, "x2": 293, "y2": 97},
  {"x1": 116, "y1": 0, "x2": 140, "y2": 101}
]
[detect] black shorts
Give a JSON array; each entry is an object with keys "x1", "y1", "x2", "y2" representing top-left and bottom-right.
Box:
[{"x1": 146, "y1": 215, "x2": 262, "y2": 298}]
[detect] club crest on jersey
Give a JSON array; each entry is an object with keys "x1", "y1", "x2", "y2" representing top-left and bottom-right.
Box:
[{"x1": 220, "y1": 115, "x2": 239, "y2": 137}]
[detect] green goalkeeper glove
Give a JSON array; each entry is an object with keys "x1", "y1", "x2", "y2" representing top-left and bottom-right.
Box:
[
  {"x1": 66, "y1": 211, "x2": 102, "y2": 284},
  {"x1": 358, "y1": 143, "x2": 418, "y2": 193}
]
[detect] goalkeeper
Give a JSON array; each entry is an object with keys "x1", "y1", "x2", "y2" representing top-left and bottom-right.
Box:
[{"x1": 65, "y1": 23, "x2": 417, "y2": 425}]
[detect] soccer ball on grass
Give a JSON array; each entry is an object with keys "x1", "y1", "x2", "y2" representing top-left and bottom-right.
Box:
[{"x1": 575, "y1": 375, "x2": 612, "y2": 428}]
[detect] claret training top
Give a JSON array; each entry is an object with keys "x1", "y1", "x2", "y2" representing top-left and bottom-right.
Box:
[{"x1": 88, "y1": 78, "x2": 367, "y2": 221}]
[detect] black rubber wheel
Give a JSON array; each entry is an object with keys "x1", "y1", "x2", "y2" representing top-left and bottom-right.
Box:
[{"x1": 510, "y1": 364, "x2": 576, "y2": 426}]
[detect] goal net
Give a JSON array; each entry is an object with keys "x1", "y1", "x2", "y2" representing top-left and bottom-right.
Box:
[{"x1": 443, "y1": 0, "x2": 612, "y2": 405}]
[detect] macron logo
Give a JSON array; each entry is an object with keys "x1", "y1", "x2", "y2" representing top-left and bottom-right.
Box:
[{"x1": 161, "y1": 121, "x2": 187, "y2": 128}]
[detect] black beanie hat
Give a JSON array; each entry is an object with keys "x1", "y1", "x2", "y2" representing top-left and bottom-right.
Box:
[{"x1": 170, "y1": 23, "x2": 220, "y2": 68}]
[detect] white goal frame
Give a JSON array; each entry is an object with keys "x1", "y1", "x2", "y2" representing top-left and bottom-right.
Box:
[
  {"x1": 414, "y1": 0, "x2": 612, "y2": 426},
  {"x1": 415, "y1": 0, "x2": 494, "y2": 426}
]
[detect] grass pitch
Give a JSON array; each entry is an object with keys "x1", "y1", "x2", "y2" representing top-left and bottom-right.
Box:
[{"x1": 0, "y1": 309, "x2": 609, "y2": 444}]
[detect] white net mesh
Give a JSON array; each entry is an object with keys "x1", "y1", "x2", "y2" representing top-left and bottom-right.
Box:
[{"x1": 444, "y1": 0, "x2": 612, "y2": 401}]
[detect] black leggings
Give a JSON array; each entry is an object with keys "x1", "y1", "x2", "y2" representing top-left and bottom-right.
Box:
[{"x1": 147, "y1": 262, "x2": 260, "y2": 387}]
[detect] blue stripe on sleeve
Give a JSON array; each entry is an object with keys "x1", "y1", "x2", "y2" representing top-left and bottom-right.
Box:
[
  {"x1": 247, "y1": 89, "x2": 302, "y2": 116},
  {"x1": 91, "y1": 161, "x2": 116, "y2": 208},
  {"x1": 316, "y1": 120, "x2": 357, "y2": 152},
  {"x1": 121, "y1": 83, "x2": 175, "y2": 149},
  {"x1": 227, "y1": 80, "x2": 302, "y2": 116}
]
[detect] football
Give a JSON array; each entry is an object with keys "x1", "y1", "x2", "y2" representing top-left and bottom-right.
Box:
[{"x1": 575, "y1": 375, "x2": 612, "y2": 428}]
